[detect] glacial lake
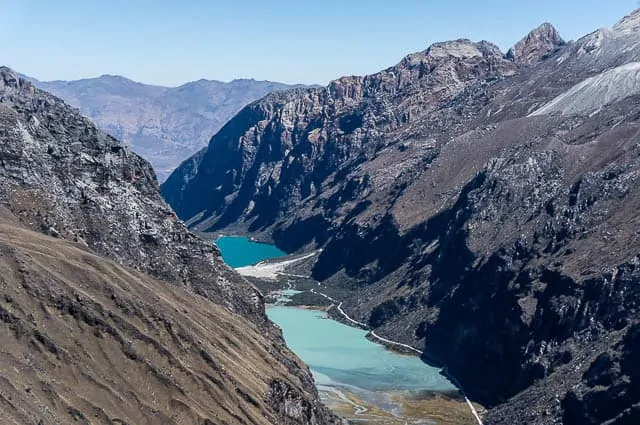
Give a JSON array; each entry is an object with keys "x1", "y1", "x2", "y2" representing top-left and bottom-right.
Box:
[
  {"x1": 216, "y1": 235, "x2": 458, "y2": 419},
  {"x1": 214, "y1": 235, "x2": 286, "y2": 267},
  {"x1": 266, "y1": 306, "x2": 455, "y2": 393}
]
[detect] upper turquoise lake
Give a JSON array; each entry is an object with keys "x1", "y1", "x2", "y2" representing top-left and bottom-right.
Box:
[{"x1": 214, "y1": 235, "x2": 286, "y2": 267}]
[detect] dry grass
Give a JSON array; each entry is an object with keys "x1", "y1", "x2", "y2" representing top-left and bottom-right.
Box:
[
  {"x1": 398, "y1": 392, "x2": 484, "y2": 425},
  {"x1": 322, "y1": 388, "x2": 480, "y2": 425},
  {"x1": 0, "y1": 208, "x2": 321, "y2": 425}
]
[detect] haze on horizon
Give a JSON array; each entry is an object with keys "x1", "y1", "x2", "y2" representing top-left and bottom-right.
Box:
[{"x1": 1, "y1": 0, "x2": 638, "y2": 87}]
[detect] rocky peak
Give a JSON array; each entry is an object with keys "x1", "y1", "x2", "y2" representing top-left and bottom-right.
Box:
[
  {"x1": 394, "y1": 38, "x2": 514, "y2": 88},
  {"x1": 613, "y1": 8, "x2": 640, "y2": 33},
  {"x1": 476, "y1": 40, "x2": 506, "y2": 57},
  {"x1": 425, "y1": 39, "x2": 483, "y2": 59},
  {"x1": 507, "y1": 22, "x2": 564, "y2": 65},
  {"x1": 0, "y1": 66, "x2": 33, "y2": 92},
  {"x1": 323, "y1": 38, "x2": 514, "y2": 107}
]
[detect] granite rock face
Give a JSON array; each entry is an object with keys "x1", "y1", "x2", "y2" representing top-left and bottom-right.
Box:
[
  {"x1": 162, "y1": 38, "x2": 518, "y2": 229},
  {"x1": 163, "y1": 11, "x2": 640, "y2": 424},
  {"x1": 0, "y1": 67, "x2": 338, "y2": 425},
  {"x1": 507, "y1": 23, "x2": 565, "y2": 65}
]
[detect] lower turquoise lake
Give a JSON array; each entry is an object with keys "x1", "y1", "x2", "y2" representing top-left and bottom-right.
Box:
[
  {"x1": 216, "y1": 235, "x2": 456, "y2": 397},
  {"x1": 267, "y1": 306, "x2": 455, "y2": 393},
  {"x1": 214, "y1": 236, "x2": 286, "y2": 267}
]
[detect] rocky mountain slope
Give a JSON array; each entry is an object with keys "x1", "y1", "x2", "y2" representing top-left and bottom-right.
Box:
[
  {"x1": 0, "y1": 67, "x2": 337, "y2": 424},
  {"x1": 163, "y1": 10, "x2": 640, "y2": 425},
  {"x1": 0, "y1": 208, "x2": 335, "y2": 425},
  {"x1": 26, "y1": 74, "x2": 306, "y2": 181}
]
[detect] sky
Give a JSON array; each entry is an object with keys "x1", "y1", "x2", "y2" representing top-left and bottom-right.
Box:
[{"x1": 1, "y1": 0, "x2": 638, "y2": 86}]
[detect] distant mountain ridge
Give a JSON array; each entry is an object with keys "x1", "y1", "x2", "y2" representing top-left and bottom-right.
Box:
[{"x1": 23, "y1": 73, "x2": 311, "y2": 181}]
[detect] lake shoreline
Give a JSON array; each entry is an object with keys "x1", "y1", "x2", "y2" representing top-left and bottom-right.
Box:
[{"x1": 268, "y1": 301, "x2": 484, "y2": 424}]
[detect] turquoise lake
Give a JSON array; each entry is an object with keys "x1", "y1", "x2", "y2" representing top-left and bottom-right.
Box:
[
  {"x1": 214, "y1": 236, "x2": 287, "y2": 267},
  {"x1": 216, "y1": 235, "x2": 456, "y2": 396},
  {"x1": 267, "y1": 306, "x2": 455, "y2": 393}
]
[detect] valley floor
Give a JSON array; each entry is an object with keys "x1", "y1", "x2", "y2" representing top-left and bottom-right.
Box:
[
  {"x1": 322, "y1": 388, "x2": 481, "y2": 425},
  {"x1": 243, "y1": 252, "x2": 485, "y2": 425}
]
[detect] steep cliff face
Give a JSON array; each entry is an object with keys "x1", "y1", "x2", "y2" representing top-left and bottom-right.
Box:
[
  {"x1": 0, "y1": 67, "x2": 337, "y2": 425},
  {"x1": 0, "y1": 67, "x2": 259, "y2": 318},
  {"x1": 506, "y1": 23, "x2": 565, "y2": 65},
  {"x1": 163, "y1": 11, "x2": 640, "y2": 424},
  {"x1": 162, "y1": 39, "x2": 517, "y2": 231}
]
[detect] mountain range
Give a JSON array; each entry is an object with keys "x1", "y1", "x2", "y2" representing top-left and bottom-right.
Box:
[
  {"x1": 24, "y1": 74, "x2": 309, "y2": 181},
  {"x1": 0, "y1": 67, "x2": 338, "y2": 425},
  {"x1": 163, "y1": 9, "x2": 640, "y2": 425}
]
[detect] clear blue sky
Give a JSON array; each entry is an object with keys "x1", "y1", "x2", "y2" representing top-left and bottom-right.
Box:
[{"x1": 1, "y1": 0, "x2": 638, "y2": 86}]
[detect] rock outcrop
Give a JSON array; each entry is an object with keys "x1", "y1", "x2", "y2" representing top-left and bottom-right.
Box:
[
  {"x1": 0, "y1": 66, "x2": 259, "y2": 318},
  {"x1": 0, "y1": 67, "x2": 338, "y2": 425},
  {"x1": 506, "y1": 23, "x2": 564, "y2": 65}
]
